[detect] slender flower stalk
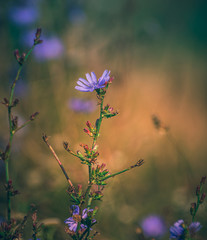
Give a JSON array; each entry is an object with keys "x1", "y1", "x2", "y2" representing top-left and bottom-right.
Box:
[
  {"x1": 101, "y1": 159, "x2": 144, "y2": 181},
  {"x1": 3, "y1": 29, "x2": 42, "y2": 222},
  {"x1": 42, "y1": 134, "x2": 75, "y2": 193}
]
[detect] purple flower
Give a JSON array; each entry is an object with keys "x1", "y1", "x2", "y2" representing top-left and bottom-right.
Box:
[
  {"x1": 33, "y1": 37, "x2": 64, "y2": 61},
  {"x1": 9, "y1": 6, "x2": 39, "y2": 25},
  {"x1": 140, "y1": 215, "x2": 166, "y2": 238},
  {"x1": 65, "y1": 205, "x2": 96, "y2": 233},
  {"x1": 68, "y1": 98, "x2": 96, "y2": 113},
  {"x1": 189, "y1": 222, "x2": 202, "y2": 236},
  {"x1": 170, "y1": 220, "x2": 202, "y2": 239},
  {"x1": 75, "y1": 70, "x2": 111, "y2": 92}
]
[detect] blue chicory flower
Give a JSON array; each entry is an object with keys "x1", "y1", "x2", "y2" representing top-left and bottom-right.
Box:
[
  {"x1": 140, "y1": 215, "x2": 166, "y2": 238},
  {"x1": 68, "y1": 98, "x2": 96, "y2": 113},
  {"x1": 170, "y1": 220, "x2": 202, "y2": 239},
  {"x1": 75, "y1": 70, "x2": 111, "y2": 92},
  {"x1": 65, "y1": 205, "x2": 96, "y2": 232}
]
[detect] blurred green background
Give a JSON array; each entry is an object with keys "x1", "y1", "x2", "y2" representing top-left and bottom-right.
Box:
[{"x1": 0, "y1": 0, "x2": 207, "y2": 239}]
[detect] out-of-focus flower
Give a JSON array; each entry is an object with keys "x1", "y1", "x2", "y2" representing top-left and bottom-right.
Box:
[
  {"x1": 75, "y1": 70, "x2": 111, "y2": 92},
  {"x1": 189, "y1": 222, "x2": 202, "y2": 236},
  {"x1": 69, "y1": 7, "x2": 86, "y2": 25},
  {"x1": 68, "y1": 98, "x2": 96, "y2": 113},
  {"x1": 169, "y1": 220, "x2": 185, "y2": 239},
  {"x1": 65, "y1": 205, "x2": 96, "y2": 233},
  {"x1": 169, "y1": 220, "x2": 202, "y2": 239},
  {"x1": 33, "y1": 37, "x2": 64, "y2": 61},
  {"x1": 140, "y1": 215, "x2": 166, "y2": 238},
  {"x1": 8, "y1": 6, "x2": 39, "y2": 25}
]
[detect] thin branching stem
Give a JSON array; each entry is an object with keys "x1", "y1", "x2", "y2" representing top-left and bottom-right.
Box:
[
  {"x1": 5, "y1": 44, "x2": 35, "y2": 222},
  {"x1": 101, "y1": 159, "x2": 144, "y2": 181},
  {"x1": 43, "y1": 134, "x2": 75, "y2": 193}
]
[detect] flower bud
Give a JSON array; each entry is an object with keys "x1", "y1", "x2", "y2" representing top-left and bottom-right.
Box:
[
  {"x1": 190, "y1": 202, "x2": 196, "y2": 215},
  {"x1": 35, "y1": 28, "x2": 42, "y2": 39},
  {"x1": 200, "y1": 193, "x2": 206, "y2": 203},
  {"x1": 12, "y1": 98, "x2": 19, "y2": 107},
  {"x1": 86, "y1": 121, "x2": 92, "y2": 129},
  {"x1": 30, "y1": 112, "x2": 39, "y2": 120},
  {"x1": 14, "y1": 49, "x2": 20, "y2": 61},
  {"x1": 196, "y1": 185, "x2": 200, "y2": 196},
  {"x1": 200, "y1": 176, "x2": 206, "y2": 185}
]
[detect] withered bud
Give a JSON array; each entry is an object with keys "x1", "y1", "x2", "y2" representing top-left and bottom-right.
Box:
[
  {"x1": 131, "y1": 159, "x2": 144, "y2": 168},
  {"x1": 14, "y1": 49, "x2": 20, "y2": 61},
  {"x1": 30, "y1": 112, "x2": 39, "y2": 120},
  {"x1": 3, "y1": 98, "x2": 9, "y2": 104},
  {"x1": 200, "y1": 176, "x2": 206, "y2": 185},
  {"x1": 18, "y1": 53, "x2": 26, "y2": 65},
  {"x1": 42, "y1": 134, "x2": 48, "y2": 142},
  {"x1": 191, "y1": 202, "x2": 196, "y2": 209},
  {"x1": 35, "y1": 28, "x2": 42, "y2": 39},
  {"x1": 152, "y1": 114, "x2": 161, "y2": 130},
  {"x1": 200, "y1": 193, "x2": 206, "y2": 203},
  {"x1": 196, "y1": 185, "x2": 200, "y2": 196},
  {"x1": 12, "y1": 98, "x2": 19, "y2": 107},
  {"x1": 34, "y1": 28, "x2": 43, "y2": 45},
  {"x1": 12, "y1": 116, "x2": 18, "y2": 130},
  {"x1": 63, "y1": 141, "x2": 72, "y2": 152},
  {"x1": 63, "y1": 141, "x2": 68, "y2": 149},
  {"x1": 190, "y1": 202, "x2": 196, "y2": 215}
]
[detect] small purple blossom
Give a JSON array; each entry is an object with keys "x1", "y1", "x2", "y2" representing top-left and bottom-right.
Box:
[
  {"x1": 33, "y1": 37, "x2": 64, "y2": 61},
  {"x1": 9, "y1": 6, "x2": 39, "y2": 25},
  {"x1": 75, "y1": 70, "x2": 111, "y2": 92},
  {"x1": 68, "y1": 98, "x2": 96, "y2": 113},
  {"x1": 170, "y1": 220, "x2": 202, "y2": 239},
  {"x1": 140, "y1": 215, "x2": 166, "y2": 238},
  {"x1": 65, "y1": 205, "x2": 96, "y2": 233}
]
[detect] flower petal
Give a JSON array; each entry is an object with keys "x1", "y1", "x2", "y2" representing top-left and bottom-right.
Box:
[
  {"x1": 78, "y1": 78, "x2": 91, "y2": 86},
  {"x1": 75, "y1": 86, "x2": 93, "y2": 92},
  {"x1": 71, "y1": 205, "x2": 80, "y2": 215},
  {"x1": 85, "y1": 73, "x2": 93, "y2": 84},
  {"x1": 91, "y1": 72, "x2": 97, "y2": 84}
]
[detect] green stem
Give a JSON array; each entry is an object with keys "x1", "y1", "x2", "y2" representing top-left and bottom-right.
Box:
[
  {"x1": 5, "y1": 44, "x2": 35, "y2": 222},
  {"x1": 92, "y1": 98, "x2": 104, "y2": 149},
  {"x1": 14, "y1": 119, "x2": 33, "y2": 134},
  {"x1": 86, "y1": 165, "x2": 93, "y2": 210},
  {"x1": 86, "y1": 97, "x2": 104, "y2": 211},
  {"x1": 102, "y1": 160, "x2": 144, "y2": 181},
  {"x1": 192, "y1": 193, "x2": 201, "y2": 222}
]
